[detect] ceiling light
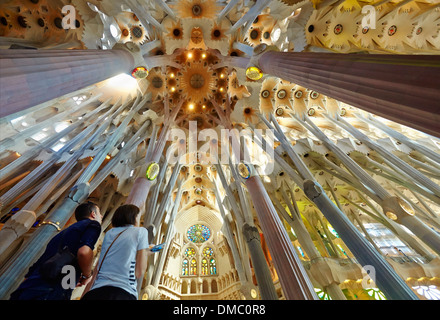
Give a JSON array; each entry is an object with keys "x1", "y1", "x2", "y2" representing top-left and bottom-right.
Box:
[
  {"x1": 189, "y1": 103, "x2": 195, "y2": 110},
  {"x1": 202, "y1": 53, "x2": 206, "y2": 58},
  {"x1": 187, "y1": 52, "x2": 193, "y2": 59},
  {"x1": 171, "y1": 87, "x2": 176, "y2": 92}
]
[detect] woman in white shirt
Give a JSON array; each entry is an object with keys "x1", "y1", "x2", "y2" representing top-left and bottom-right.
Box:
[{"x1": 82, "y1": 204, "x2": 149, "y2": 300}]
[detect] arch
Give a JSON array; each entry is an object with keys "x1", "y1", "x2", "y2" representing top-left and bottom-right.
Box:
[
  {"x1": 211, "y1": 279, "x2": 218, "y2": 293},
  {"x1": 181, "y1": 280, "x2": 188, "y2": 294},
  {"x1": 202, "y1": 280, "x2": 209, "y2": 293},
  {"x1": 190, "y1": 280, "x2": 197, "y2": 294}
]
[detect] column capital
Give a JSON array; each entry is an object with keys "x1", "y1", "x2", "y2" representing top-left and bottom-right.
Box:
[
  {"x1": 246, "y1": 43, "x2": 279, "y2": 72},
  {"x1": 242, "y1": 223, "x2": 261, "y2": 243},
  {"x1": 2, "y1": 210, "x2": 36, "y2": 237},
  {"x1": 381, "y1": 196, "x2": 415, "y2": 223},
  {"x1": 112, "y1": 41, "x2": 145, "y2": 71},
  {"x1": 303, "y1": 179, "x2": 323, "y2": 201},
  {"x1": 67, "y1": 182, "x2": 90, "y2": 205}
]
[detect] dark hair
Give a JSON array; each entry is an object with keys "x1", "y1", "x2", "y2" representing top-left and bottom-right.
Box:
[
  {"x1": 75, "y1": 201, "x2": 99, "y2": 221},
  {"x1": 111, "y1": 204, "x2": 140, "y2": 227}
]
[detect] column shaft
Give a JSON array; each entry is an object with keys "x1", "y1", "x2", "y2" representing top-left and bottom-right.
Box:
[
  {"x1": 258, "y1": 51, "x2": 440, "y2": 137},
  {"x1": 0, "y1": 49, "x2": 134, "y2": 117},
  {"x1": 245, "y1": 176, "x2": 318, "y2": 300}
]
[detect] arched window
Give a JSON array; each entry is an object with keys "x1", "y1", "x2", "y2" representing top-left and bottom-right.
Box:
[
  {"x1": 187, "y1": 224, "x2": 211, "y2": 243},
  {"x1": 202, "y1": 247, "x2": 217, "y2": 275},
  {"x1": 201, "y1": 258, "x2": 208, "y2": 275},
  {"x1": 190, "y1": 258, "x2": 197, "y2": 275},
  {"x1": 182, "y1": 258, "x2": 189, "y2": 276},
  {"x1": 209, "y1": 258, "x2": 217, "y2": 275},
  {"x1": 182, "y1": 247, "x2": 196, "y2": 276}
]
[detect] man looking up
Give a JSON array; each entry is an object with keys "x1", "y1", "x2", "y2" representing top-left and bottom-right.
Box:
[{"x1": 10, "y1": 201, "x2": 102, "y2": 300}]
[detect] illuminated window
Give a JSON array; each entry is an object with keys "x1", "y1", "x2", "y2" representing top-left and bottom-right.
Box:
[
  {"x1": 182, "y1": 247, "x2": 197, "y2": 276},
  {"x1": 202, "y1": 247, "x2": 216, "y2": 275},
  {"x1": 209, "y1": 258, "x2": 216, "y2": 275},
  {"x1": 201, "y1": 258, "x2": 208, "y2": 275},
  {"x1": 412, "y1": 285, "x2": 440, "y2": 300},
  {"x1": 187, "y1": 224, "x2": 211, "y2": 243},
  {"x1": 182, "y1": 258, "x2": 189, "y2": 276},
  {"x1": 365, "y1": 288, "x2": 387, "y2": 300},
  {"x1": 190, "y1": 258, "x2": 197, "y2": 275}
]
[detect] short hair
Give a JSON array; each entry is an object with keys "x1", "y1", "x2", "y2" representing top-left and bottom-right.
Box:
[
  {"x1": 75, "y1": 201, "x2": 99, "y2": 221},
  {"x1": 111, "y1": 204, "x2": 140, "y2": 227}
]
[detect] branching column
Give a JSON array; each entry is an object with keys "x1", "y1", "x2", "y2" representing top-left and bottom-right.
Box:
[
  {"x1": 245, "y1": 175, "x2": 318, "y2": 300},
  {"x1": 0, "y1": 48, "x2": 134, "y2": 117},
  {"x1": 256, "y1": 50, "x2": 440, "y2": 137}
]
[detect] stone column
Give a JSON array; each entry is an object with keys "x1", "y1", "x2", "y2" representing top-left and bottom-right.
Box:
[
  {"x1": 0, "y1": 48, "x2": 134, "y2": 118},
  {"x1": 245, "y1": 175, "x2": 318, "y2": 300},
  {"x1": 255, "y1": 48, "x2": 440, "y2": 137},
  {"x1": 242, "y1": 223, "x2": 278, "y2": 300},
  {"x1": 302, "y1": 180, "x2": 419, "y2": 300}
]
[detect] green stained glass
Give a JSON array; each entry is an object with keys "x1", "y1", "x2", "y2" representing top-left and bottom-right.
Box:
[
  {"x1": 203, "y1": 247, "x2": 213, "y2": 257},
  {"x1": 185, "y1": 247, "x2": 196, "y2": 257},
  {"x1": 187, "y1": 224, "x2": 211, "y2": 243}
]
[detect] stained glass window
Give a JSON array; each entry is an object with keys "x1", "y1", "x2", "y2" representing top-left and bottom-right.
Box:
[
  {"x1": 366, "y1": 288, "x2": 387, "y2": 300},
  {"x1": 203, "y1": 247, "x2": 213, "y2": 257},
  {"x1": 185, "y1": 247, "x2": 196, "y2": 257},
  {"x1": 187, "y1": 224, "x2": 211, "y2": 243},
  {"x1": 201, "y1": 258, "x2": 208, "y2": 275},
  {"x1": 209, "y1": 258, "x2": 217, "y2": 275},
  {"x1": 183, "y1": 247, "x2": 197, "y2": 276},
  {"x1": 190, "y1": 258, "x2": 197, "y2": 275},
  {"x1": 182, "y1": 258, "x2": 189, "y2": 276}
]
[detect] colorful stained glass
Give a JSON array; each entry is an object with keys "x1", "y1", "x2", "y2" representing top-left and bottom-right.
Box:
[
  {"x1": 209, "y1": 258, "x2": 217, "y2": 275},
  {"x1": 185, "y1": 247, "x2": 196, "y2": 257},
  {"x1": 182, "y1": 258, "x2": 189, "y2": 276},
  {"x1": 190, "y1": 258, "x2": 197, "y2": 275},
  {"x1": 187, "y1": 224, "x2": 211, "y2": 243},
  {"x1": 366, "y1": 288, "x2": 387, "y2": 300},
  {"x1": 201, "y1": 258, "x2": 208, "y2": 275},
  {"x1": 203, "y1": 247, "x2": 213, "y2": 257}
]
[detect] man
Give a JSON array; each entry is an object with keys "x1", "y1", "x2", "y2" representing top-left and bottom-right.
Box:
[{"x1": 10, "y1": 201, "x2": 102, "y2": 300}]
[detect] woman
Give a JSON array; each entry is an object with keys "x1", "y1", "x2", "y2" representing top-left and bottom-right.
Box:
[{"x1": 82, "y1": 204, "x2": 149, "y2": 300}]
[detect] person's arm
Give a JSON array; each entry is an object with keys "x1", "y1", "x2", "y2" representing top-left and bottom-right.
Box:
[
  {"x1": 77, "y1": 245, "x2": 94, "y2": 285},
  {"x1": 135, "y1": 248, "x2": 148, "y2": 279}
]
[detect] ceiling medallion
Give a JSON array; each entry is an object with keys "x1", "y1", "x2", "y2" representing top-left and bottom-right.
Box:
[
  {"x1": 146, "y1": 162, "x2": 160, "y2": 181},
  {"x1": 334, "y1": 24, "x2": 343, "y2": 35},
  {"x1": 261, "y1": 90, "x2": 270, "y2": 98},
  {"x1": 238, "y1": 163, "x2": 251, "y2": 179},
  {"x1": 307, "y1": 108, "x2": 315, "y2": 116},
  {"x1": 416, "y1": 27, "x2": 423, "y2": 35},
  {"x1": 294, "y1": 90, "x2": 303, "y2": 99},
  {"x1": 131, "y1": 66, "x2": 148, "y2": 79},
  {"x1": 192, "y1": 4, "x2": 202, "y2": 16},
  {"x1": 310, "y1": 91, "x2": 319, "y2": 99},
  {"x1": 275, "y1": 107, "x2": 284, "y2": 116},
  {"x1": 246, "y1": 66, "x2": 263, "y2": 81},
  {"x1": 194, "y1": 164, "x2": 202, "y2": 172},
  {"x1": 277, "y1": 89, "x2": 286, "y2": 99},
  {"x1": 388, "y1": 25, "x2": 397, "y2": 36},
  {"x1": 362, "y1": 26, "x2": 369, "y2": 34}
]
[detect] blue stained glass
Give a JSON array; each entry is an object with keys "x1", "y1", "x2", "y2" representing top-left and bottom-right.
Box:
[{"x1": 187, "y1": 224, "x2": 211, "y2": 243}]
